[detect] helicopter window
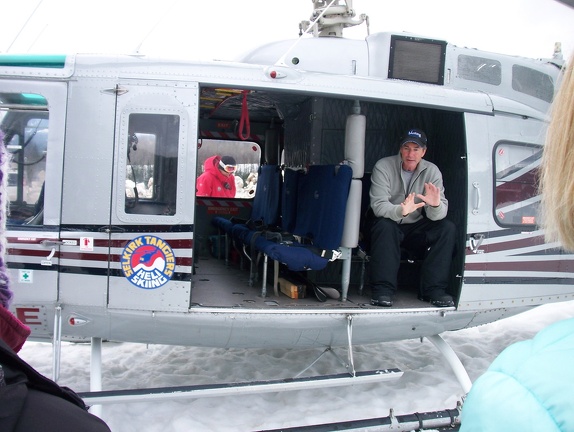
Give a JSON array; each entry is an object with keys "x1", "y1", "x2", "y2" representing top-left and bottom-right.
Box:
[
  {"x1": 458, "y1": 55, "x2": 501, "y2": 86},
  {"x1": 512, "y1": 65, "x2": 554, "y2": 103},
  {"x1": 493, "y1": 142, "x2": 541, "y2": 228},
  {"x1": 0, "y1": 100, "x2": 48, "y2": 226},
  {"x1": 124, "y1": 113, "x2": 180, "y2": 215},
  {"x1": 197, "y1": 139, "x2": 261, "y2": 199}
]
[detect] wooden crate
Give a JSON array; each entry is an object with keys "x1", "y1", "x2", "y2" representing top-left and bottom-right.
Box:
[{"x1": 277, "y1": 277, "x2": 306, "y2": 299}]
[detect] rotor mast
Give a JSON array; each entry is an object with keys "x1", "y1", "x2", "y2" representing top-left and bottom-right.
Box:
[{"x1": 300, "y1": 0, "x2": 368, "y2": 37}]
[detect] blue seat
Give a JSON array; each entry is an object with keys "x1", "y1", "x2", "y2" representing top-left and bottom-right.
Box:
[
  {"x1": 280, "y1": 168, "x2": 302, "y2": 234},
  {"x1": 248, "y1": 164, "x2": 282, "y2": 228},
  {"x1": 213, "y1": 164, "x2": 352, "y2": 298},
  {"x1": 211, "y1": 164, "x2": 282, "y2": 278},
  {"x1": 212, "y1": 164, "x2": 281, "y2": 235},
  {"x1": 255, "y1": 164, "x2": 353, "y2": 272}
]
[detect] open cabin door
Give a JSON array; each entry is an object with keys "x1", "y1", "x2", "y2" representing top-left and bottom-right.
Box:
[{"x1": 107, "y1": 81, "x2": 198, "y2": 312}]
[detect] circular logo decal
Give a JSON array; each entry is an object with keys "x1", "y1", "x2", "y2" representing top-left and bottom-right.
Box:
[{"x1": 121, "y1": 235, "x2": 175, "y2": 289}]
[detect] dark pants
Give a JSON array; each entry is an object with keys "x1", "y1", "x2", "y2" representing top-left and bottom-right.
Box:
[{"x1": 369, "y1": 216, "x2": 456, "y2": 298}]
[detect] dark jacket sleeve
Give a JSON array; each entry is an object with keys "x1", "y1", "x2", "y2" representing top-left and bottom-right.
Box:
[{"x1": 0, "y1": 338, "x2": 111, "y2": 432}]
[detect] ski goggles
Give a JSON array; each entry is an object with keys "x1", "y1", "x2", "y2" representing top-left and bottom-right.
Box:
[{"x1": 219, "y1": 160, "x2": 237, "y2": 173}]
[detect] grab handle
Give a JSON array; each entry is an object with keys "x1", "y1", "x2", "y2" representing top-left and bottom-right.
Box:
[{"x1": 472, "y1": 182, "x2": 481, "y2": 215}]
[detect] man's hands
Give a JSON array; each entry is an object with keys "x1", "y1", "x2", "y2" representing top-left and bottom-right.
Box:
[
  {"x1": 400, "y1": 183, "x2": 440, "y2": 217},
  {"x1": 400, "y1": 193, "x2": 424, "y2": 216},
  {"x1": 418, "y1": 182, "x2": 441, "y2": 207}
]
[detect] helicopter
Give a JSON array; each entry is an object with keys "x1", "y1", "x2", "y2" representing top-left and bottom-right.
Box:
[{"x1": 1, "y1": 0, "x2": 573, "y2": 426}]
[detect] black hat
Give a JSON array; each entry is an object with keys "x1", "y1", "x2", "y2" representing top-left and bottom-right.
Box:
[
  {"x1": 220, "y1": 156, "x2": 237, "y2": 166},
  {"x1": 400, "y1": 128, "x2": 427, "y2": 148}
]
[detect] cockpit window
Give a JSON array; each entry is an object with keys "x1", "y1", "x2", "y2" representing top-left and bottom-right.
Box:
[
  {"x1": 512, "y1": 65, "x2": 554, "y2": 103},
  {"x1": 1, "y1": 95, "x2": 48, "y2": 226},
  {"x1": 458, "y1": 55, "x2": 502, "y2": 86}
]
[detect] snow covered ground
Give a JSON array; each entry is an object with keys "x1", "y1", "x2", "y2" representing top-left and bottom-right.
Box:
[{"x1": 18, "y1": 300, "x2": 574, "y2": 431}]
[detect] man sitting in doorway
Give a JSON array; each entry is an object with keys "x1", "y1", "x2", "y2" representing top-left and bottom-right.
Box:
[{"x1": 369, "y1": 128, "x2": 455, "y2": 308}]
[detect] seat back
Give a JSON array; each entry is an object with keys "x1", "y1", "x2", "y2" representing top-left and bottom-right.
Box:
[
  {"x1": 250, "y1": 164, "x2": 281, "y2": 226},
  {"x1": 281, "y1": 168, "x2": 302, "y2": 233},
  {"x1": 293, "y1": 164, "x2": 353, "y2": 250}
]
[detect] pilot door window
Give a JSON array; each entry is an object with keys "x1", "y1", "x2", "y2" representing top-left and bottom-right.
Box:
[
  {"x1": 125, "y1": 113, "x2": 180, "y2": 215},
  {"x1": 0, "y1": 93, "x2": 48, "y2": 226},
  {"x1": 494, "y1": 142, "x2": 541, "y2": 228}
]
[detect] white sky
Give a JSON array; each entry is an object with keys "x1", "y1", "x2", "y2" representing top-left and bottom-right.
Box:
[{"x1": 1, "y1": 0, "x2": 573, "y2": 62}]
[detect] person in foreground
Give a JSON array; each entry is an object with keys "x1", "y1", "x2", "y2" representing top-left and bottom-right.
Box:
[
  {"x1": 0, "y1": 136, "x2": 111, "y2": 431},
  {"x1": 0, "y1": 304, "x2": 111, "y2": 432},
  {"x1": 460, "y1": 55, "x2": 574, "y2": 431},
  {"x1": 196, "y1": 155, "x2": 237, "y2": 198},
  {"x1": 369, "y1": 128, "x2": 455, "y2": 307}
]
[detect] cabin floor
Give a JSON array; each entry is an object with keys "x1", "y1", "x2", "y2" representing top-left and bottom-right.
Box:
[{"x1": 191, "y1": 252, "x2": 436, "y2": 310}]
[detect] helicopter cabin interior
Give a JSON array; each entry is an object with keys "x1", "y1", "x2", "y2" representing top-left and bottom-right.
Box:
[{"x1": 192, "y1": 88, "x2": 468, "y2": 309}]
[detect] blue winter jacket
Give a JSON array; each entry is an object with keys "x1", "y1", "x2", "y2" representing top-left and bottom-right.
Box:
[{"x1": 460, "y1": 317, "x2": 574, "y2": 431}]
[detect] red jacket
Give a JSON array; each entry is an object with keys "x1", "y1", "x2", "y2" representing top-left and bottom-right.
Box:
[
  {"x1": 0, "y1": 305, "x2": 30, "y2": 353},
  {"x1": 196, "y1": 155, "x2": 236, "y2": 198}
]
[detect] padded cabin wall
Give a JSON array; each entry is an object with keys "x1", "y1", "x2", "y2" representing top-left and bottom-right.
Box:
[
  {"x1": 282, "y1": 97, "x2": 319, "y2": 167},
  {"x1": 294, "y1": 98, "x2": 465, "y2": 170},
  {"x1": 318, "y1": 99, "x2": 466, "y2": 203},
  {"x1": 306, "y1": 98, "x2": 467, "y2": 296},
  {"x1": 320, "y1": 98, "x2": 353, "y2": 164},
  {"x1": 283, "y1": 95, "x2": 467, "y2": 229}
]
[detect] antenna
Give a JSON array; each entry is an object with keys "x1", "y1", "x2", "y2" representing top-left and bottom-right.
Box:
[
  {"x1": 26, "y1": 24, "x2": 49, "y2": 53},
  {"x1": 302, "y1": 0, "x2": 366, "y2": 37},
  {"x1": 5, "y1": 0, "x2": 43, "y2": 53},
  {"x1": 132, "y1": 0, "x2": 179, "y2": 55},
  {"x1": 275, "y1": 0, "x2": 337, "y2": 66},
  {"x1": 275, "y1": 0, "x2": 367, "y2": 67}
]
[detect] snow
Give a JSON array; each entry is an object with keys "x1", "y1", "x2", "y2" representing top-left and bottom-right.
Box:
[{"x1": 18, "y1": 300, "x2": 574, "y2": 431}]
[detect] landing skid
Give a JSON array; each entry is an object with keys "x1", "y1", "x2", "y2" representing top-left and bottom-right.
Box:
[
  {"x1": 80, "y1": 346, "x2": 463, "y2": 431},
  {"x1": 81, "y1": 325, "x2": 404, "y2": 405},
  {"x1": 79, "y1": 366, "x2": 403, "y2": 405},
  {"x1": 51, "y1": 314, "x2": 471, "y2": 428}
]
